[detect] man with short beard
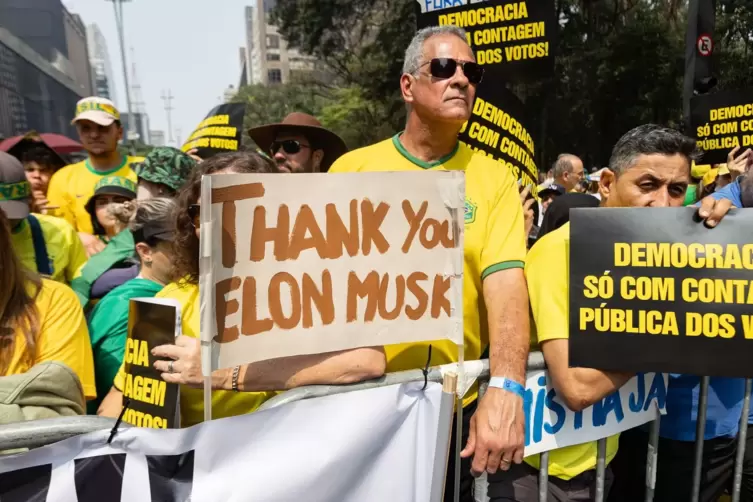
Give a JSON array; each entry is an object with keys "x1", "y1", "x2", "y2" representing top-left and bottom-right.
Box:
[
  {"x1": 47, "y1": 97, "x2": 143, "y2": 256},
  {"x1": 248, "y1": 113, "x2": 347, "y2": 173}
]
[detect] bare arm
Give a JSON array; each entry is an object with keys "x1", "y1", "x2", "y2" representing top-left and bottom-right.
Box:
[
  {"x1": 484, "y1": 268, "x2": 529, "y2": 383},
  {"x1": 97, "y1": 386, "x2": 124, "y2": 418},
  {"x1": 153, "y1": 338, "x2": 386, "y2": 392},
  {"x1": 541, "y1": 339, "x2": 632, "y2": 412}
]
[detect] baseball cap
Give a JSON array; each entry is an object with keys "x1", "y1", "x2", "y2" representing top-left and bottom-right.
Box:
[
  {"x1": 539, "y1": 184, "x2": 566, "y2": 198},
  {"x1": 72, "y1": 97, "x2": 121, "y2": 127},
  {"x1": 0, "y1": 151, "x2": 31, "y2": 219}
]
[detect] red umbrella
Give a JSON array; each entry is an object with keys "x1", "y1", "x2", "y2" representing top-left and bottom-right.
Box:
[{"x1": 0, "y1": 133, "x2": 83, "y2": 155}]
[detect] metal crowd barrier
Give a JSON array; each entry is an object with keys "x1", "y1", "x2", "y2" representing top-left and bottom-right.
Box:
[{"x1": 0, "y1": 361, "x2": 751, "y2": 502}]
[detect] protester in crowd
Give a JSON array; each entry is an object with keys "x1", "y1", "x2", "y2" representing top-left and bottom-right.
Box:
[
  {"x1": 19, "y1": 144, "x2": 66, "y2": 214},
  {"x1": 99, "y1": 151, "x2": 386, "y2": 426},
  {"x1": 519, "y1": 125, "x2": 737, "y2": 502},
  {"x1": 327, "y1": 26, "x2": 529, "y2": 500},
  {"x1": 134, "y1": 147, "x2": 197, "y2": 200},
  {"x1": 71, "y1": 148, "x2": 196, "y2": 307},
  {"x1": 536, "y1": 192, "x2": 600, "y2": 242},
  {"x1": 0, "y1": 197, "x2": 96, "y2": 414},
  {"x1": 46, "y1": 97, "x2": 142, "y2": 257},
  {"x1": 551, "y1": 153, "x2": 586, "y2": 192},
  {"x1": 0, "y1": 152, "x2": 87, "y2": 284},
  {"x1": 84, "y1": 176, "x2": 138, "y2": 245},
  {"x1": 248, "y1": 112, "x2": 348, "y2": 173},
  {"x1": 86, "y1": 198, "x2": 175, "y2": 414},
  {"x1": 537, "y1": 183, "x2": 565, "y2": 226}
]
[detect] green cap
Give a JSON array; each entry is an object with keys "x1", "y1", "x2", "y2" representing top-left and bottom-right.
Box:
[{"x1": 133, "y1": 147, "x2": 196, "y2": 192}]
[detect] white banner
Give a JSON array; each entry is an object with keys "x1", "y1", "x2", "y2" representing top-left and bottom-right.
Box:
[
  {"x1": 200, "y1": 172, "x2": 465, "y2": 371},
  {"x1": 523, "y1": 371, "x2": 666, "y2": 455},
  {"x1": 0, "y1": 383, "x2": 446, "y2": 502}
]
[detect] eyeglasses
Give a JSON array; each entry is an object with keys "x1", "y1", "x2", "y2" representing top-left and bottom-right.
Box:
[
  {"x1": 270, "y1": 140, "x2": 311, "y2": 156},
  {"x1": 419, "y1": 58, "x2": 484, "y2": 85},
  {"x1": 188, "y1": 204, "x2": 200, "y2": 229}
]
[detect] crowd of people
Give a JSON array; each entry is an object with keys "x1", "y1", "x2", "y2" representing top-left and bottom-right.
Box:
[{"x1": 1, "y1": 23, "x2": 752, "y2": 502}]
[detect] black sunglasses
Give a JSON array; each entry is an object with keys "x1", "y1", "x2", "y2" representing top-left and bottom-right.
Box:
[
  {"x1": 270, "y1": 139, "x2": 311, "y2": 156},
  {"x1": 420, "y1": 58, "x2": 484, "y2": 85},
  {"x1": 188, "y1": 204, "x2": 200, "y2": 229}
]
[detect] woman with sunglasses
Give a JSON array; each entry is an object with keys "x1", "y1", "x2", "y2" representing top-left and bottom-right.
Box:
[
  {"x1": 99, "y1": 151, "x2": 385, "y2": 426},
  {"x1": 0, "y1": 203, "x2": 96, "y2": 415},
  {"x1": 86, "y1": 198, "x2": 176, "y2": 414}
]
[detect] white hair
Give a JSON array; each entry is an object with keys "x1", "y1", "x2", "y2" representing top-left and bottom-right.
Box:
[{"x1": 402, "y1": 25, "x2": 469, "y2": 75}]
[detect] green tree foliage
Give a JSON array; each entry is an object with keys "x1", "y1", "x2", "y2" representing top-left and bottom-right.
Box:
[{"x1": 268, "y1": 0, "x2": 753, "y2": 169}]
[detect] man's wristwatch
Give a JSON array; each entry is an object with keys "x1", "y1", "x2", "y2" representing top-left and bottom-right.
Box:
[{"x1": 488, "y1": 377, "x2": 525, "y2": 399}]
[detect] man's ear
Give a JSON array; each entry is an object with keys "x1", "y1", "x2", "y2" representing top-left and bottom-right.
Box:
[
  {"x1": 312, "y1": 149, "x2": 324, "y2": 172},
  {"x1": 400, "y1": 73, "x2": 416, "y2": 105},
  {"x1": 599, "y1": 168, "x2": 617, "y2": 202}
]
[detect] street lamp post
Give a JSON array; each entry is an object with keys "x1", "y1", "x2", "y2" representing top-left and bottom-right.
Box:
[{"x1": 107, "y1": 0, "x2": 137, "y2": 153}]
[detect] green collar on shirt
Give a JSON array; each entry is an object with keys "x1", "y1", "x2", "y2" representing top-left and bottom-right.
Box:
[
  {"x1": 11, "y1": 218, "x2": 27, "y2": 234},
  {"x1": 391, "y1": 133, "x2": 459, "y2": 170},
  {"x1": 84, "y1": 155, "x2": 128, "y2": 176}
]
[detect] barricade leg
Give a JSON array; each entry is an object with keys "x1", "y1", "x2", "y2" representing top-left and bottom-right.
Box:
[
  {"x1": 594, "y1": 438, "x2": 607, "y2": 502},
  {"x1": 644, "y1": 417, "x2": 660, "y2": 502},
  {"x1": 691, "y1": 376, "x2": 710, "y2": 502},
  {"x1": 538, "y1": 451, "x2": 549, "y2": 502},
  {"x1": 731, "y1": 379, "x2": 752, "y2": 502}
]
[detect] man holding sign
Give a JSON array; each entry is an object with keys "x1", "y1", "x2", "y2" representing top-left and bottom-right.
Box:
[
  {"x1": 517, "y1": 125, "x2": 731, "y2": 501},
  {"x1": 330, "y1": 26, "x2": 529, "y2": 499}
]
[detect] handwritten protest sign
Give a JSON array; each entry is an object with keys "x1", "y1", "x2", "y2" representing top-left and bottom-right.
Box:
[
  {"x1": 182, "y1": 103, "x2": 245, "y2": 159},
  {"x1": 524, "y1": 371, "x2": 666, "y2": 456},
  {"x1": 200, "y1": 172, "x2": 465, "y2": 370},
  {"x1": 569, "y1": 208, "x2": 753, "y2": 378},
  {"x1": 122, "y1": 298, "x2": 181, "y2": 428},
  {"x1": 691, "y1": 89, "x2": 753, "y2": 164},
  {"x1": 416, "y1": 0, "x2": 556, "y2": 81}
]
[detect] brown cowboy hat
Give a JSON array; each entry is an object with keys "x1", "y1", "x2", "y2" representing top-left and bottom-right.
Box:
[{"x1": 248, "y1": 112, "x2": 347, "y2": 172}]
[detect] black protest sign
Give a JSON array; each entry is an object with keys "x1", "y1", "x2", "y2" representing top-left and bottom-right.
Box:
[
  {"x1": 460, "y1": 83, "x2": 538, "y2": 184},
  {"x1": 123, "y1": 299, "x2": 180, "y2": 429},
  {"x1": 691, "y1": 89, "x2": 753, "y2": 164},
  {"x1": 415, "y1": 0, "x2": 556, "y2": 82},
  {"x1": 569, "y1": 207, "x2": 753, "y2": 378},
  {"x1": 182, "y1": 103, "x2": 246, "y2": 159}
]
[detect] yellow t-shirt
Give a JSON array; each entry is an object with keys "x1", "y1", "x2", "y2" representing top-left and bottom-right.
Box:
[
  {"x1": 329, "y1": 135, "x2": 527, "y2": 405},
  {"x1": 113, "y1": 282, "x2": 275, "y2": 427},
  {"x1": 46, "y1": 156, "x2": 141, "y2": 234},
  {"x1": 11, "y1": 214, "x2": 88, "y2": 284},
  {"x1": 5, "y1": 279, "x2": 96, "y2": 400},
  {"x1": 524, "y1": 222, "x2": 619, "y2": 480}
]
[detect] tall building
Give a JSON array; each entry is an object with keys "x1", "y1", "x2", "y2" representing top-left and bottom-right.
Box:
[
  {"x1": 244, "y1": 1, "x2": 315, "y2": 86},
  {"x1": 150, "y1": 130, "x2": 165, "y2": 147},
  {"x1": 87, "y1": 24, "x2": 117, "y2": 104},
  {"x1": 0, "y1": 0, "x2": 92, "y2": 138},
  {"x1": 121, "y1": 112, "x2": 150, "y2": 144}
]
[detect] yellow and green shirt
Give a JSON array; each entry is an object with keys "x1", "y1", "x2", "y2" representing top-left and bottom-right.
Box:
[
  {"x1": 6, "y1": 279, "x2": 96, "y2": 400},
  {"x1": 11, "y1": 214, "x2": 88, "y2": 284},
  {"x1": 113, "y1": 282, "x2": 275, "y2": 427},
  {"x1": 46, "y1": 156, "x2": 141, "y2": 234},
  {"x1": 329, "y1": 134, "x2": 527, "y2": 405},
  {"x1": 524, "y1": 222, "x2": 619, "y2": 480}
]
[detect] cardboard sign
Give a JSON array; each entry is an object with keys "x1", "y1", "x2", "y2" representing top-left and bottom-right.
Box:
[
  {"x1": 182, "y1": 103, "x2": 245, "y2": 159},
  {"x1": 690, "y1": 89, "x2": 753, "y2": 164},
  {"x1": 569, "y1": 207, "x2": 753, "y2": 378},
  {"x1": 200, "y1": 172, "x2": 465, "y2": 371},
  {"x1": 459, "y1": 85, "x2": 538, "y2": 184},
  {"x1": 122, "y1": 298, "x2": 181, "y2": 429},
  {"x1": 524, "y1": 371, "x2": 666, "y2": 456},
  {"x1": 415, "y1": 0, "x2": 556, "y2": 82}
]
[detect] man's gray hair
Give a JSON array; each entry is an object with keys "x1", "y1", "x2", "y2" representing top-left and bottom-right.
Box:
[
  {"x1": 551, "y1": 154, "x2": 578, "y2": 178},
  {"x1": 609, "y1": 124, "x2": 701, "y2": 175},
  {"x1": 402, "y1": 25, "x2": 469, "y2": 75}
]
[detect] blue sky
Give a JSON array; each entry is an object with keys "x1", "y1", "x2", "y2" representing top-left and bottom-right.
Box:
[{"x1": 63, "y1": 0, "x2": 247, "y2": 146}]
